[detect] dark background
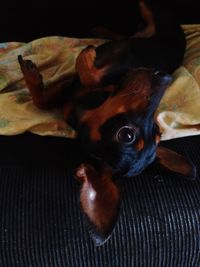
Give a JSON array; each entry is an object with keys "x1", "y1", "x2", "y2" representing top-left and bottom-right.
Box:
[{"x1": 0, "y1": 0, "x2": 199, "y2": 42}]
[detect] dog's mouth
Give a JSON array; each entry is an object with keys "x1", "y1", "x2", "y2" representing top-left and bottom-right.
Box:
[
  {"x1": 88, "y1": 149, "x2": 156, "y2": 179},
  {"x1": 86, "y1": 136, "x2": 157, "y2": 178}
]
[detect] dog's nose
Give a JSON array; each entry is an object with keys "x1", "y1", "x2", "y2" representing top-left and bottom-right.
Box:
[{"x1": 154, "y1": 70, "x2": 172, "y2": 85}]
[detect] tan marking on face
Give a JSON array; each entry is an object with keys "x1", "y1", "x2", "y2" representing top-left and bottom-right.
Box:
[
  {"x1": 81, "y1": 97, "x2": 129, "y2": 141},
  {"x1": 116, "y1": 106, "x2": 126, "y2": 113},
  {"x1": 80, "y1": 69, "x2": 154, "y2": 142},
  {"x1": 133, "y1": 0, "x2": 155, "y2": 38},
  {"x1": 135, "y1": 138, "x2": 145, "y2": 151},
  {"x1": 82, "y1": 94, "x2": 150, "y2": 142},
  {"x1": 155, "y1": 134, "x2": 161, "y2": 144}
]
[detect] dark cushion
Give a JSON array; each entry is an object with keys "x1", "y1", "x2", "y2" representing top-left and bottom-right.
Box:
[{"x1": 0, "y1": 133, "x2": 199, "y2": 266}]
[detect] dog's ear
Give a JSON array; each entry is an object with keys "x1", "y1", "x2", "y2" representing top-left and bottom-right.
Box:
[
  {"x1": 75, "y1": 162, "x2": 121, "y2": 246},
  {"x1": 156, "y1": 146, "x2": 196, "y2": 180}
]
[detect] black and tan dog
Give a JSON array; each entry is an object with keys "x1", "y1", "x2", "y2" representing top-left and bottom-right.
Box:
[{"x1": 17, "y1": 0, "x2": 195, "y2": 245}]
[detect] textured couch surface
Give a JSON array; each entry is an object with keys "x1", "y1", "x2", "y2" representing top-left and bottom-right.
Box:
[{"x1": 0, "y1": 133, "x2": 200, "y2": 266}]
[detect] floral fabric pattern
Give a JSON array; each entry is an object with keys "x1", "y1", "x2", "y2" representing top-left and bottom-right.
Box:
[
  {"x1": 0, "y1": 36, "x2": 104, "y2": 138},
  {"x1": 156, "y1": 25, "x2": 200, "y2": 140}
]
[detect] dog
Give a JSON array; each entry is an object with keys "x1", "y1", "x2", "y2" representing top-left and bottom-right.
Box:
[{"x1": 17, "y1": 0, "x2": 196, "y2": 246}]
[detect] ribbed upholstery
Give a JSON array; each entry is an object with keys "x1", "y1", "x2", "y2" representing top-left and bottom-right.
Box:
[{"x1": 0, "y1": 133, "x2": 200, "y2": 267}]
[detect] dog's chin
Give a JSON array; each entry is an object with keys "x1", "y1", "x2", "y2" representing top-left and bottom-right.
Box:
[
  {"x1": 111, "y1": 153, "x2": 157, "y2": 179},
  {"x1": 111, "y1": 165, "x2": 145, "y2": 180},
  {"x1": 85, "y1": 142, "x2": 157, "y2": 180},
  {"x1": 121, "y1": 166, "x2": 147, "y2": 179}
]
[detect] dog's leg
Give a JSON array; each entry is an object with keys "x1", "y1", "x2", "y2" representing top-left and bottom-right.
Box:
[
  {"x1": 93, "y1": 0, "x2": 155, "y2": 40},
  {"x1": 18, "y1": 55, "x2": 69, "y2": 109},
  {"x1": 132, "y1": 0, "x2": 155, "y2": 38}
]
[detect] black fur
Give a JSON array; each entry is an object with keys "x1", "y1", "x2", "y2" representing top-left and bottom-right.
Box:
[
  {"x1": 75, "y1": 71, "x2": 171, "y2": 178},
  {"x1": 67, "y1": 2, "x2": 185, "y2": 180}
]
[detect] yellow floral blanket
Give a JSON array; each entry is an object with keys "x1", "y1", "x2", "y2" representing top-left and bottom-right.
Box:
[{"x1": 0, "y1": 25, "x2": 200, "y2": 140}]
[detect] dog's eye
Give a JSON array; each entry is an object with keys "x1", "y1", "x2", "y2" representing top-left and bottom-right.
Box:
[{"x1": 115, "y1": 126, "x2": 137, "y2": 144}]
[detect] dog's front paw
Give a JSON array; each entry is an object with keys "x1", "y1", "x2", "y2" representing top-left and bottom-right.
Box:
[{"x1": 18, "y1": 55, "x2": 43, "y2": 86}]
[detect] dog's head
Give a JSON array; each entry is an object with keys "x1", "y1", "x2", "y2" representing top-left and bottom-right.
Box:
[
  {"x1": 72, "y1": 53, "x2": 196, "y2": 246},
  {"x1": 76, "y1": 68, "x2": 170, "y2": 176}
]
